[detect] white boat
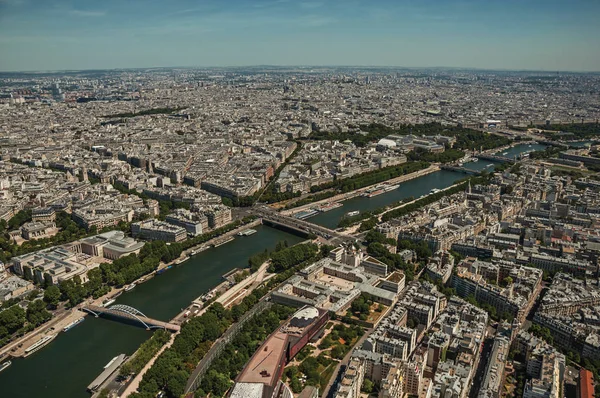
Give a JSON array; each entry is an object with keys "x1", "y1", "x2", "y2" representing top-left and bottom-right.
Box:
[
  {"x1": 346, "y1": 211, "x2": 360, "y2": 217},
  {"x1": 63, "y1": 317, "x2": 85, "y2": 332},
  {"x1": 24, "y1": 335, "x2": 56, "y2": 357},
  {"x1": 237, "y1": 229, "x2": 257, "y2": 236},
  {"x1": 430, "y1": 188, "x2": 441, "y2": 194},
  {"x1": 0, "y1": 361, "x2": 11, "y2": 373},
  {"x1": 103, "y1": 299, "x2": 116, "y2": 307},
  {"x1": 486, "y1": 164, "x2": 494, "y2": 168},
  {"x1": 124, "y1": 283, "x2": 136, "y2": 292},
  {"x1": 502, "y1": 152, "x2": 508, "y2": 155},
  {"x1": 104, "y1": 355, "x2": 120, "y2": 369},
  {"x1": 471, "y1": 157, "x2": 479, "y2": 162}
]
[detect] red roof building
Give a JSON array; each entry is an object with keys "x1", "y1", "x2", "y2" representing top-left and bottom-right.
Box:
[{"x1": 579, "y1": 368, "x2": 594, "y2": 398}]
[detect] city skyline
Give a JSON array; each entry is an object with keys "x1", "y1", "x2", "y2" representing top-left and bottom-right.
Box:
[{"x1": 1, "y1": 0, "x2": 600, "y2": 72}]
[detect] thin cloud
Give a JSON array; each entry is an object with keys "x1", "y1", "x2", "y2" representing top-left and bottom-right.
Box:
[
  {"x1": 69, "y1": 9, "x2": 106, "y2": 17},
  {"x1": 300, "y1": 2, "x2": 324, "y2": 9}
]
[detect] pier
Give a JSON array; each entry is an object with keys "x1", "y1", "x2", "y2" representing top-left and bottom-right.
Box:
[{"x1": 82, "y1": 305, "x2": 181, "y2": 332}]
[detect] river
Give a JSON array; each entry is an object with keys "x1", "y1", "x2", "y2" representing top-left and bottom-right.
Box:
[
  {"x1": 0, "y1": 225, "x2": 305, "y2": 398},
  {"x1": 308, "y1": 143, "x2": 546, "y2": 229},
  {"x1": 0, "y1": 143, "x2": 547, "y2": 397}
]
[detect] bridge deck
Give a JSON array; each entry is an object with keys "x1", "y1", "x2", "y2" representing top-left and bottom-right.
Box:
[
  {"x1": 441, "y1": 165, "x2": 480, "y2": 175},
  {"x1": 477, "y1": 154, "x2": 515, "y2": 163},
  {"x1": 83, "y1": 305, "x2": 180, "y2": 332}
]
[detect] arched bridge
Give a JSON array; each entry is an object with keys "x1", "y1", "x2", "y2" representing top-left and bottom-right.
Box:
[{"x1": 83, "y1": 304, "x2": 180, "y2": 332}]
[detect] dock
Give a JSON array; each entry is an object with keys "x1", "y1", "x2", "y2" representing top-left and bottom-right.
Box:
[{"x1": 87, "y1": 354, "x2": 127, "y2": 392}]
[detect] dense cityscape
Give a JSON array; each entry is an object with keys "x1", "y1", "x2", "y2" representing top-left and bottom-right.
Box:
[{"x1": 0, "y1": 67, "x2": 599, "y2": 398}]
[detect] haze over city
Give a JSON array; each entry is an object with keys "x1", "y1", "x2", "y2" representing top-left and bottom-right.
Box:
[
  {"x1": 1, "y1": 0, "x2": 600, "y2": 72},
  {"x1": 1, "y1": 1, "x2": 600, "y2": 398}
]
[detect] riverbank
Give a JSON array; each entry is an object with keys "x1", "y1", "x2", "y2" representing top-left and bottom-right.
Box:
[
  {"x1": 0, "y1": 218, "x2": 262, "y2": 362},
  {"x1": 282, "y1": 165, "x2": 440, "y2": 217},
  {"x1": 0, "y1": 225, "x2": 306, "y2": 398},
  {"x1": 338, "y1": 179, "x2": 468, "y2": 234},
  {"x1": 118, "y1": 259, "x2": 277, "y2": 397}
]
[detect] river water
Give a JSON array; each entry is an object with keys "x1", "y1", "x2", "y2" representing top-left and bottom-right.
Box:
[
  {"x1": 308, "y1": 143, "x2": 546, "y2": 229},
  {"x1": 0, "y1": 225, "x2": 304, "y2": 398},
  {"x1": 0, "y1": 143, "x2": 545, "y2": 397}
]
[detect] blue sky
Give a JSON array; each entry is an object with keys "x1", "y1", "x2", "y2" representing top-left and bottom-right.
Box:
[{"x1": 1, "y1": 0, "x2": 599, "y2": 72}]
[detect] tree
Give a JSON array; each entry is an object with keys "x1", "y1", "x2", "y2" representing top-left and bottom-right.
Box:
[
  {"x1": 0, "y1": 305, "x2": 26, "y2": 336},
  {"x1": 362, "y1": 378, "x2": 374, "y2": 394},
  {"x1": 26, "y1": 299, "x2": 52, "y2": 326},
  {"x1": 331, "y1": 345, "x2": 344, "y2": 359},
  {"x1": 43, "y1": 285, "x2": 61, "y2": 308},
  {"x1": 407, "y1": 317, "x2": 418, "y2": 329}
]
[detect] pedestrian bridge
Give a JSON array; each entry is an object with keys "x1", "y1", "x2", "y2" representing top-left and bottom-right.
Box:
[{"x1": 82, "y1": 304, "x2": 180, "y2": 332}]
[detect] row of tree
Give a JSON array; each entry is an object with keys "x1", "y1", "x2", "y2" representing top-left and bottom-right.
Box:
[
  {"x1": 131, "y1": 242, "x2": 323, "y2": 398},
  {"x1": 102, "y1": 107, "x2": 185, "y2": 119},
  {"x1": 120, "y1": 329, "x2": 171, "y2": 377},
  {"x1": 197, "y1": 304, "x2": 296, "y2": 397},
  {"x1": 309, "y1": 161, "x2": 430, "y2": 195},
  {"x1": 0, "y1": 210, "x2": 93, "y2": 263},
  {"x1": 180, "y1": 216, "x2": 256, "y2": 251},
  {"x1": 259, "y1": 142, "x2": 303, "y2": 204},
  {"x1": 464, "y1": 294, "x2": 513, "y2": 322},
  {"x1": 0, "y1": 299, "x2": 51, "y2": 347},
  {"x1": 309, "y1": 122, "x2": 511, "y2": 151},
  {"x1": 540, "y1": 123, "x2": 600, "y2": 140},
  {"x1": 284, "y1": 161, "x2": 432, "y2": 210},
  {"x1": 269, "y1": 243, "x2": 319, "y2": 273},
  {"x1": 406, "y1": 148, "x2": 465, "y2": 163},
  {"x1": 381, "y1": 176, "x2": 490, "y2": 222}
]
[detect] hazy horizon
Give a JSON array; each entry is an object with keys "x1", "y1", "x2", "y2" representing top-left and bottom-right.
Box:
[{"x1": 1, "y1": 0, "x2": 599, "y2": 73}]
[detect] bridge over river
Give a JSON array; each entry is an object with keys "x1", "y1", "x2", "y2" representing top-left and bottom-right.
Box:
[
  {"x1": 82, "y1": 304, "x2": 181, "y2": 332},
  {"x1": 252, "y1": 206, "x2": 356, "y2": 245}
]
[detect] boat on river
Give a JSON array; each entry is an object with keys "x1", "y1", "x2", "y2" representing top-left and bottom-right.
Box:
[
  {"x1": 0, "y1": 361, "x2": 11, "y2": 373},
  {"x1": 317, "y1": 202, "x2": 343, "y2": 212},
  {"x1": 63, "y1": 317, "x2": 85, "y2": 333},
  {"x1": 102, "y1": 298, "x2": 116, "y2": 307},
  {"x1": 23, "y1": 335, "x2": 56, "y2": 357}
]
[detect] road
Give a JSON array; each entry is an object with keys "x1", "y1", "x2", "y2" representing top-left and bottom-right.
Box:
[
  {"x1": 252, "y1": 206, "x2": 355, "y2": 245},
  {"x1": 279, "y1": 165, "x2": 440, "y2": 215},
  {"x1": 320, "y1": 327, "x2": 373, "y2": 398},
  {"x1": 468, "y1": 337, "x2": 494, "y2": 398},
  {"x1": 119, "y1": 333, "x2": 176, "y2": 398}
]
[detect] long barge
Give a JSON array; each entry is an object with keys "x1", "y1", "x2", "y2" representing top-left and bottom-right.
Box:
[
  {"x1": 213, "y1": 236, "x2": 235, "y2": 247},
  {"x1": 23, "y1": 335, "x2": 56, "y2": 358},
  {"x1": 63, "y1": 317, "x2": 85, "y2": 332},
  {"x1": 87, "y1": 354, "x2": 128, "y2": 393}
]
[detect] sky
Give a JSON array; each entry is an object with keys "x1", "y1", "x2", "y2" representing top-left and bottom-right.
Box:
[{"x1": 1, "y1": 0, "x2": 599, "y2": 72}]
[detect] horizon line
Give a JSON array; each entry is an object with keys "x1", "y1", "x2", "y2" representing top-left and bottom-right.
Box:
[{"x1": 1, "y1": 64, "x2": 600, "y2": 74}]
